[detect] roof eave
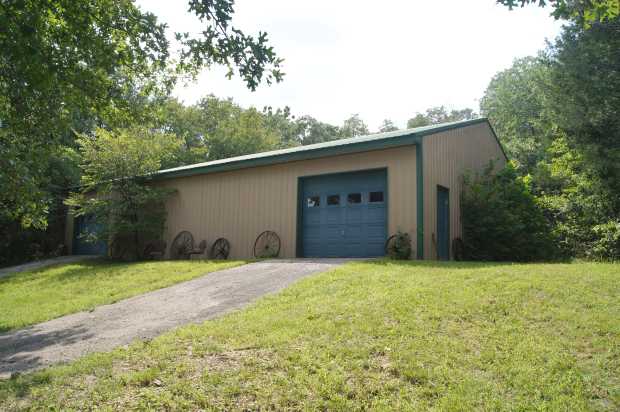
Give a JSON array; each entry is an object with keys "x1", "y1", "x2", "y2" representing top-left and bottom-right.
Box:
[{"x1": 149, "y1": 117, "x2": 491, "y2": 181}]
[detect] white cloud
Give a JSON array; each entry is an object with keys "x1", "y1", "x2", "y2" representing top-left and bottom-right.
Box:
[{"x1": 136, "y1": 0, "x2": 562, "y2": 130}]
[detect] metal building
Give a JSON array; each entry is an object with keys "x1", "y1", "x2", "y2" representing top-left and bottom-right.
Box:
[{"x1": 68, "y1": 118, "x2": 507, "y2": 260}]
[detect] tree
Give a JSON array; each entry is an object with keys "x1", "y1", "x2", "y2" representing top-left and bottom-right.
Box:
[
  {"x1": 205, "y1": 106, "x2": 279, "y2": 160},
  {"x1": 406, "y1": 106, "x2": 477, "y2": 129},
  {"x1": 262, "y1": 106, "x2": 302, "y2": 148},
  {"x1": 340, "y1": 114, "x2": 369, "y2": 138},
  {"x1": 1, "y1": 0, "x2": 282, "y2": 230},
  {"x1": 546, "y1": 19, "x2": 620, "y2": 208},
  {"x1": 480, "y1": 57, "x2": 557, "y2": 169},
  {"x1": 294, "y1": 116, "x2": 341, "y2": 145},
  {"x1": 536, "y1": 137, "x2": 616, "y2": 258},
  {"x1": 379, "y1": 119, "x2": 399, "y2": 133},
  {"x1": 155, "y1": 98, "x2": 208, "y2": 167},
  {"x1": 66, "y1": 128, "x2": 182, "y2": 260},
  {"x1": 497, "y1": 0, "x2": 620, "y2": 26},
  {"x1": 479, "y1": 17, "x2": 620, "y2": 260}
]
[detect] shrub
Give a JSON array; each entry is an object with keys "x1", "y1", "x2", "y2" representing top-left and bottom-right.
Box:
[
  {"x1": 387, "y1": 230, "x2": 412, "y2": 260},
  {"x1": 461, "y1": 161, "x2": 559, "y2": 261},
  {"x1": 588, "y1": 221, "x2": 620, "y2": 261}
]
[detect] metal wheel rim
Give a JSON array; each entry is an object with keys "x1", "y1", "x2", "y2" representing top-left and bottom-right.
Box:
[
  {"x1": 253, "y1": 230, "x2": 281, "y2": 258},
  {"x1": 210, "y1": 238, "x2": 230, "y2": 259},
  {"x1": 384, "y1": 235, "x2": 397, "y2": 255},
  {"x1": 171, "y1": 231, "x2": 194, "y2": 259},
  {"x1": 143, "y1": 242, "x2": 155, "y2": 259}
]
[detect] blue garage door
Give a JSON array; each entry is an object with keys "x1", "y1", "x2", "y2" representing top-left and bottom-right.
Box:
[
  {"x1": 73, "y1": 215, "x2": 107, "y2": 255},
  {"x1": 301, "y1": 169, "x2": 387, "y2": 257}
]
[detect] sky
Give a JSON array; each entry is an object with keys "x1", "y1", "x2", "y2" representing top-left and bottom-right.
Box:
[{"x1": 135, "y1": 0, "x2": 562, "y2": 131}]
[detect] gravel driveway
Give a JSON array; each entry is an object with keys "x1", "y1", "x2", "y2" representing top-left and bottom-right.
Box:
[{"x1": 0, "y1": 259, "x2": 346, "y2": 378}]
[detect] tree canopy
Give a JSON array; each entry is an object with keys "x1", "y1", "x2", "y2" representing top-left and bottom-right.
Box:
[
  {"x1": 497, "y1": 0, "x2": 620, "y2": 26},
  {"x1": 481, "y1": 16, "x2": 620, "y2": 260},
  {"x1": 0, "y1": 0, "x2": 282, "y2": 229},
  {"x1": 407, "y1": 106, "x2": 477, "y2": 129},
  {"x1": 66, "y1": 127, "x2": 182, "y2": 260}
]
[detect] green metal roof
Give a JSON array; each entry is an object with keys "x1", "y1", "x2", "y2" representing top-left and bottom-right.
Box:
[{"x1": 152, "y1": 117, "x2": 503, "y2": 180}]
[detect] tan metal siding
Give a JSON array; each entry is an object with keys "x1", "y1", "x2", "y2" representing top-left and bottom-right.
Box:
[
  {"x1": 423, "y1": 122, "x2": 506, "y2": 259},
  {"x1": 159, "y1": 146, "x2": 417, "y2": 259}
]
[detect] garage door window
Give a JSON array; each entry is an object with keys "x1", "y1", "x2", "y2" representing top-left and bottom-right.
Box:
[
  {"x1": 347, "y1": 193, "x2": 362, "y2": 204},
  {"x1": 307, "y1": 196, "x2": 320, "y2": 208},
  {"x1": 327, "y1": 194, "x2": 340, "y2": 206},
  {"x1": 369, "y1": 191, "x2": 384, "y2": 203}
]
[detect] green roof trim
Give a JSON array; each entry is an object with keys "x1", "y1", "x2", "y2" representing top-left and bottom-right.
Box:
[{"x1": 151, "y1": 117, "x2": 494, "y2": 180}]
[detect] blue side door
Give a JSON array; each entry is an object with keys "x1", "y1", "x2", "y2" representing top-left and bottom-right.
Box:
[
  {"x1": 73, "y1": 215, "x2": 108, "y2": 255},
  {"x1": 301, "y1": 169, "x2": 387, "y2": 258},
  {"x1": 436, "y1": 186, "x2": 450, "y2": 260}
]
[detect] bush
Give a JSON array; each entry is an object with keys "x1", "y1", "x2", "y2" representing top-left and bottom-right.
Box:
[
  {"x1": 461, "y1": 162, "x2": 559, "y2": 261},
  {"x1": 387, "y1": 230, "x2": 412, "y2": 260},
  {"x1": 588, "y1": 221, "x2": 620, "y2": 261}
]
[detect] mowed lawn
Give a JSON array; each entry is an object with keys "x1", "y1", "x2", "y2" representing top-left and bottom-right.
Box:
[
  {"x1": 1, "y1": 261, "x2": 619, "y2": 410},
  {"x1": 0, "y1": 259, "x2": 245, "y2": 331}
]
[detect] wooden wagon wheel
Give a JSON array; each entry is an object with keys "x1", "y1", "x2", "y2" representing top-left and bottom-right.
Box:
[
  {"x1": 452, "y1": 237, "x2": 465, "y2": 261},
  {"x1": 210, "y1": 238, "x2": 231, "y2": 260},
  {"x1": 384, "y1": 234, "x2": 397, "y2": 255},
  {"x1": 170, "y1": 231, "x2": 194, "y2": 260},
  {"x1": 143, "y1": 240, "x2": 166, "y2": 260},
  {"x1": 253, "y1": 231, "x2": 281, "y2": 258},
  {"x1": 110, "y1": 238, "x2": 131, "y2": 261},
  {"x1": 143, "y1": 242, "x2": 156, "y2": 260}
]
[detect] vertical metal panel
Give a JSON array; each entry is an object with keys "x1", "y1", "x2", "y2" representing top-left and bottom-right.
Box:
[
  {"x1": 423, "y1": 122, "x2": 507, "y2": 259},
  {"x1": 159, "y1": 146, "x2": 417, "y2": 259}
]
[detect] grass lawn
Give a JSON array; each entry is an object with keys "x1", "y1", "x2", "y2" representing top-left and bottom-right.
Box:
[
  {"x1": 1, "y1": 261, "x2": 619, "y2": 410},
  {"x1": 0, "y1": 259, "x2": 245, "y2": 332}
]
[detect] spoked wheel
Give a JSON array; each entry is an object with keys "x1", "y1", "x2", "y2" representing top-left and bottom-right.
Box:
[
  {"x1": 210, "y1": 238, "x2": 231, "y2": 260},
  {"x1": 143, "y1": 240, "x2": 166, "y2": 260},
  {"x1": 143, "y1": 242, "x2": 156, "y2": 260},
  {"x1": 170, "y1": 231, "x2": 194, "y2": 260},
  {"x1": 384, "y1": 234, "x2": 397, "y2": 256},
  {"x1": 253, "y1": 231, "x2": 281, "y2": 258},
  {"x1": 110, "y1": 237, "x2": 132, "y2": 261},
  {"x1": 452, "y1": 237, "x2": 465, "y2": 261}
]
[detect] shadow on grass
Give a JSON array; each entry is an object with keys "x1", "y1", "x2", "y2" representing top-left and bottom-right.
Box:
[
  {"x1": 50, "y1": 259, "x2": 133, "y2": 282},
  {"x1": 0, "y1": 258, "x2": 113, "y2": 285},
  {"x1": 0, "y1": 259, "x2": 150, "y2": 287},
  {"x1": 0, "y1": 323, "x2": 94, "y2": 386}
]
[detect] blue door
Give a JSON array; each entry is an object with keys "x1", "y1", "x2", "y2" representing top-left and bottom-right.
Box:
[
  {"x1": 436, "y1": 186, "x2": 450, "y2": 260},
  {"x1": 301, "y1": 169, "x2": 387, "y2": 257},
  {"x1": 73, "y1": 215, "x2": 107, "y2": 255}
]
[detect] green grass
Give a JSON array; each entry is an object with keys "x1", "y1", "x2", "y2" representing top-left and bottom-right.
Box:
[
  {"x1": 0, "y1": 259, "x2": 245, "y2": 331},
  {"x1": 1, "y1": 261, "x2": 619, "y2": 411}
]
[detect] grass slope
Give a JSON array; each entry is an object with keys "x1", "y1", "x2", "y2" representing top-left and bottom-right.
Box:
[
  {"x1": 1, "y1": 261, "x2": 619, "y2": 410},
  {"x1": 0, "y1": 259, "x2": 245, "y2": 331}
]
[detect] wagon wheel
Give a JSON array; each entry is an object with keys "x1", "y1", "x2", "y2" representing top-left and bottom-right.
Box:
[
  {"x1": 210, "y1": 238, "x2": 231, "y2": 260},
  {"x1": 384, "y1": 234, "x2": 397, "y2": 256},
  {"x1": 170, "y1": 231, "x2": 194, "y2": 260},
  {"x1": 452, "y1": 237, "x2": 465, "y2": 261},
  {"x1": 253, "y1": 231, "x2": 281, "y2": 258},
  {"x1": 110, "y1": 238, "x2": 131, "y2": 261},
  {"x1": 142, "y1": 241, "x2": 157, "y2": 260}
]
